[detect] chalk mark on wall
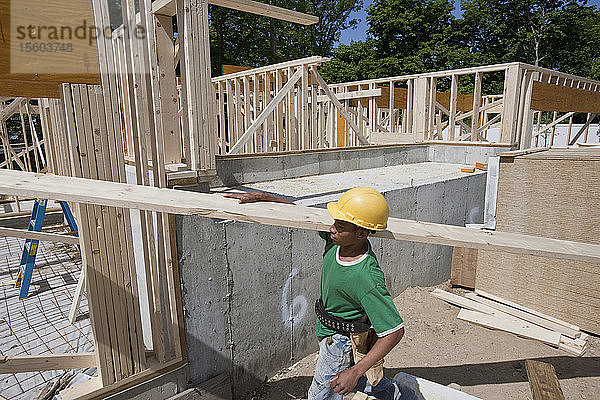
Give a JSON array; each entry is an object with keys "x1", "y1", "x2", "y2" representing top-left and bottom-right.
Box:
[{"x1": 281, "y1": 268, "x2": 307, "y2": 330}]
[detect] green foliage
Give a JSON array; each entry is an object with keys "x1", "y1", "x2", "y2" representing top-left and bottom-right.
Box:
[
  {"x1": 321, "y1": 0, "x2": 600, "y2": 85},
  {"x1": 209, "y1": 0, "x2": 362, "y2": 75}
]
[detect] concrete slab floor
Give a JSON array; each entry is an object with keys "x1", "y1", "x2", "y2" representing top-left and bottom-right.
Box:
[
  {"x1": 215, "y1": 162, "x2": 484, "y2": 206},
  {"x1": 0, "y1": 230, "x2": 94, "y2": 399}
]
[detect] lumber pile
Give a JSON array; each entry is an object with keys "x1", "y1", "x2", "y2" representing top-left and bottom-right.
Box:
[{"x1": 431, "y1": 289, "x2": 589, "y2": 356}]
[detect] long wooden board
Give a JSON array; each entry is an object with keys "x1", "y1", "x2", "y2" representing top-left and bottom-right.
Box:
[
  {"x1": 0, "y1": 227, "x2": 80, "y2": 245},
  {"x1": 0, "y1": 353, "x2": 96, "y2": 373},
  {"x1": 457, "y1": 309, "x2": 561, "y2": 345},
  {"x1": 1, "y1": 170, "x2": 600, "y2": 263}
]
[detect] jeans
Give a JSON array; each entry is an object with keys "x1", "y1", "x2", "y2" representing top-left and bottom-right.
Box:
[{"x1": 308, "y1": 334, "x2": 402, "y2": 400}]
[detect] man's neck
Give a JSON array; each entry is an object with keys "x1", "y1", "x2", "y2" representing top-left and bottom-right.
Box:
[{"x1": 338, "y1": 240, "x2": 369, "y2": 260}]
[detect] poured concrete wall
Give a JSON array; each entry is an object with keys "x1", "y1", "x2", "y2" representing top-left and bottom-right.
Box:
[{"x1": 176, "y1": 144, "x2": 505, "y2": 397}]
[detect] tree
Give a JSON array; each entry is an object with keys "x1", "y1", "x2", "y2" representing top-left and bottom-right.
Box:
[
  {"x1": 460, "y1": 0, "x2": 600, "y2": 75},
  {"x1": 209, "y1": 0, "x2": 362, "y2": 76}
]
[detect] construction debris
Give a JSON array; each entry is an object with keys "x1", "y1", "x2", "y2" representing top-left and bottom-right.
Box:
[{"x1": 431, "y1": 289, "x2": 588, "y2": 356}]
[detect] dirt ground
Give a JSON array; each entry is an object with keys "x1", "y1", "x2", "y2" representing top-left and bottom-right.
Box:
[{"x1": 244, "y1": 282, "x2": 600, "y2": 399}]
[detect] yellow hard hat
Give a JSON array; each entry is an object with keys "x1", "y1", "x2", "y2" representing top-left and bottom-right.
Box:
[{"x1": 327, "y1": 187, "x2": 389, "y2": 231}]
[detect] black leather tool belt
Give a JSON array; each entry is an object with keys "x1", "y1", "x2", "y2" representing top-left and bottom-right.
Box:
[{"x1": 315, "y1": 298, "x2": 371, "y2": 334}]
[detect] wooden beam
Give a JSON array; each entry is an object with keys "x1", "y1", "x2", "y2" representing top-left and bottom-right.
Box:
[
  {"x1": 1, "y1": 170, "x2": 600, "y2": 264},
  {"x1": 208, "y1": 0, "x2": 318, "y2": 25},
  {"x1": 525, "y1": 360, "x2": 565, "y2": 400},
  {"x1": 568, "y1": 113, "x2": 597, "y2": 145},
  {"x1": 151, "y1": 0, "x2": 318, "y2": 24},
  {"x1": 0, "y1": 227, "x2": 79, "y2": 244},
  {"x1": 0, "y1": 353, "x2": 96, "y2": 373},
  {"x1": 316, "y1": 88, "x2": 381, "y2": 103}
]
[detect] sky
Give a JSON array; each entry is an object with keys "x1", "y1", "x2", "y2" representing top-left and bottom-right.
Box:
[{"x1": 337, "y1": 0, "x2": 600, "y2": 45}]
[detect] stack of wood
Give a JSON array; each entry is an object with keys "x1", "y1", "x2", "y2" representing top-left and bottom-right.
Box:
[{"x1": 432, "y1": 289, "x2": 588, "y2": 356}]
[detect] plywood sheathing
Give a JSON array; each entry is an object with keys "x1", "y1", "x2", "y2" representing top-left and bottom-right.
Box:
[{"x1": 476, "y1": 148, "x2": 600, "y2": 334}]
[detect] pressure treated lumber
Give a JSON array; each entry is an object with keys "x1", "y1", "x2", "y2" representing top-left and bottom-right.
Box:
[
  {"x1": 525, "y1": 360, "x2": 565, "y2": 400},
  {"x1": 1, "y1": 170, "x2": 600, "y2": 264},
  {"x1": 0, "y1": 227, "x2": 80, "y2": 245},
  {"x1": 0, "y1": 353, "x2": 97, "y2": 373}
]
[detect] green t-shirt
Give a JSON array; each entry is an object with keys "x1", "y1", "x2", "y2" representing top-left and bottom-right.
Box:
[{"x1": 315, "y1": 231, "x2": 404, "y2": 338}]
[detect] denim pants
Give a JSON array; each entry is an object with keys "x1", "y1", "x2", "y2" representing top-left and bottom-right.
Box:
[{"x1": 307, "y1": 334, "x2": 401, "y2": 400}]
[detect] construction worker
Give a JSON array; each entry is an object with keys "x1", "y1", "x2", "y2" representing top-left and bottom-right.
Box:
[{"x1": 225, "y1": 187, "x2": 405, "y2": 400}]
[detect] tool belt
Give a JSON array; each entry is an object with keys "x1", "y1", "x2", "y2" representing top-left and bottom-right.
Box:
[
  {"x1": 315, "y1": 298, "x2": 370, "y2": 334},
  {"x1": 315, "y1": 298, "x2": 384, "y2": 386}
]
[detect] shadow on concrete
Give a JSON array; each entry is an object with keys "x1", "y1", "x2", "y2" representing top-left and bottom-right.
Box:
[
  {"x1": 184, "y1": 333, "x2": 276, "y2": 399},
  {"x1": 385, "y1": 356, "x2": 600, "y2": 387}
]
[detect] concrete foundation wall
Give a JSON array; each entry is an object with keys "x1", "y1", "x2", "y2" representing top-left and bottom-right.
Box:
[
  {"x1": 210, "y1": 144, "x2": 507, "y2": 187},
  {"x1": 176, "y1": 144, "x2": 492, "y2": 397}
]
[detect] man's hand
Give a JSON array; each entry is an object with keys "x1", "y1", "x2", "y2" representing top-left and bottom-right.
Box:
[
  {"x1": 224, "y1": 192, "x2": 267, "y2": 204},
  {"x1": 330, "y1": 366, "x2": 361, "y2": 396},
  {"x1": 224, "y1": 191, "x2": 294, "y2": 205}
]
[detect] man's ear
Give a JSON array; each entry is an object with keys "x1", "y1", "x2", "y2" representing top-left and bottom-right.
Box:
[{"x1": 355, "y1": 227, "x2": 368, "y2": 239}]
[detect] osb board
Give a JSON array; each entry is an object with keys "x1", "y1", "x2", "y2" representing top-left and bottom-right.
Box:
[
  {"x1": 451, "y1": 247, "x2": 477, "y2": 289},
  {"x1": 530, "y1": 81, "x2": 600, "y2": 113},
  {"x1": 476, "y1": 157, "x2": 600, "y2": 333}
]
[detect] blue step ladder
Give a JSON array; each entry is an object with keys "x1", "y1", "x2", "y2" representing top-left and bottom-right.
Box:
[{"x1": 14, "y1": 199, "x2": 79, "y2": 299}]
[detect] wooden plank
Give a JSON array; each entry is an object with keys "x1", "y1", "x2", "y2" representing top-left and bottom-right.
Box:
[
  {"x1": 457, "y1": 309, "x2": 561, "y2": 345},
  {"x1": 525, "y1": 360, "x2": 565, "y2": 400},
  {"x1": 0, "y1": 227, "x2": 79, "y2": 244},
  {"x1": 316, "y1": 88, "x2": 381, "y2": 103},
  {"x1": 155, "y1": 14, "x2": 183, "y2": 164},
  {"x1": 464, "y1": 293, "x2": 580, "y2": 338},
  {"x1": 531, "y1": 81, "x2": 600, "y2": 113},
  {"x1": 474, "y1": 289, "x2": 581, "y2": 332},
  {"x1": 448, "y1": 75, "x2": 458, "y2": 140},
  {"x1": 2, "y1": 170, "x2": 600, "y2": 263},
  {"x1": 69, "y1": 267, "x2": 86, "y2": 324},
  {"x1": 450, "y1": 247, "x2": 477, "y2": 288},
  {"x1": 0, "y1": 353, "x2": 97, "y2": 373},
  {"x1": 431, "y1": 289, "x2": 499, "y2": 315},
  {"x1": 471, "y1": 72, "x2": 482, "y2": 141}
]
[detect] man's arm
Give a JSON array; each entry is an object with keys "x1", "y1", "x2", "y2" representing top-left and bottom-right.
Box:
[
  {"x1": 330, "y1": 328, "x2": 404, "y2": 395},
  {"x1": 224, "y1": 191, "x2": 294, "y2": 205}
]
